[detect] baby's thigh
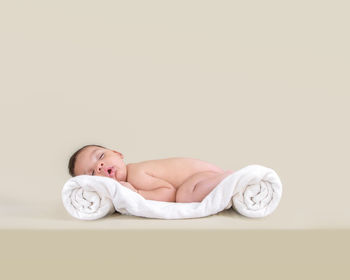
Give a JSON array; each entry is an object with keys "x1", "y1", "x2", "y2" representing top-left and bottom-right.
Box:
[
  {"x1": 180, "y1": 171, "x2": 221, "y2": 189},
  {"x1": 175, "y1": 171, "x2": 221, "y2": 202}
]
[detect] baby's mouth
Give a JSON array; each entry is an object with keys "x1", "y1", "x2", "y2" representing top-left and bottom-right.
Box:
[{"x1": 107, "y1": 167, "x2": 116, "y2": 179}]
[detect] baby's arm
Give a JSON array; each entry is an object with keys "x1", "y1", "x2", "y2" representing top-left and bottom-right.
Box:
[
  {"x1": 137, "y1": 187, "x2": 176, "y2": 202},
  {"x1": 121, "y1": 180, "x2": 177, "y2": 202},
  {"x1": 119, "y1": 181, "x2": 138, "y2": 192},
  {"x1": 122, "y1": 173, "x2": 176, "y2": 202}
]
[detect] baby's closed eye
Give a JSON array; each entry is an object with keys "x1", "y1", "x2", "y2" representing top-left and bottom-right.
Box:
[{"x1": 91, "y1": 153, "x2": 104, "y2": 175}]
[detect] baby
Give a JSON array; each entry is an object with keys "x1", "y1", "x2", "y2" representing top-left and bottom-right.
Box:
[{"x1": 68, "y1": 144, "x2": 234, "y2": 203}]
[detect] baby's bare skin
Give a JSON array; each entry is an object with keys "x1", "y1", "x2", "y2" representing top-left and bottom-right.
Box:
[
  {"x1": 73, "y1": 146, "x2": 234, "y2": 203},
  {"x1": 127, "y1": 158, "x2": 233, "y2": 202}
]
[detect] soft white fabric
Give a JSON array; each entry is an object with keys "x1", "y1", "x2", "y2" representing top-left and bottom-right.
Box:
[{"x1": 62, "y1": 164, "x2": 283, "y2": 220}]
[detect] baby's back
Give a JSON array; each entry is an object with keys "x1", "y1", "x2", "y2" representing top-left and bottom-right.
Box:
[{"x1": 129, "y1": 157, "x2": 224, "y2": 189}]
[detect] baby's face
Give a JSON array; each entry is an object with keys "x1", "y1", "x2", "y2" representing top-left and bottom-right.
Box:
[{"x1": 74, "y1": 146, "x2": 127, "y2": 181}]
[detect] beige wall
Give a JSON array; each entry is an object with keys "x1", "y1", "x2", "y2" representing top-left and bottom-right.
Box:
[
  {"x1": 1, "y1": 1, "x2": 349, "y2": 223},
  {"x1": 1, "y1": 0, "x2": 349, "y2": 224}
]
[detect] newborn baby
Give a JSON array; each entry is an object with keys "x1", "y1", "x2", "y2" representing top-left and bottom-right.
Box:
[{"x1": 68, "y1": 144, "x2": 234, "y2": 203}]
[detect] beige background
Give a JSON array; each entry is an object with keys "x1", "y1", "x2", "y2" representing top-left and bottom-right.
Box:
[
  {"x1": 0, "y1": 0, "x2": 349, "y2": 229},
  {"x1": 1, "y1": 0, "x2": 349, "y2": 279}
]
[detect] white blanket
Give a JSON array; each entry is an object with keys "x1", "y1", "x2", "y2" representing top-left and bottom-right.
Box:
[{"x1": 62, "y1": 164, "x2": 283, "y2": 220}]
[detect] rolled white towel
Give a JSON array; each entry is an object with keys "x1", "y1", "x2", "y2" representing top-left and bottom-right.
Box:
[
  {"x1": 62, "y1": 164, "x2": 283, "y2": 220},
  {"x1": 61, "y1": 175, "x2": 116, "y2": 220},
  {"x1": 226, "y1": 165, "x2": 283, "y2": 218}
]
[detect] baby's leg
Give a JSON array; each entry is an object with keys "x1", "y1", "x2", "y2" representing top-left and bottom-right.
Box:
[{"x1": 175, "y1": 170, "x2": 234, "y2": 203}]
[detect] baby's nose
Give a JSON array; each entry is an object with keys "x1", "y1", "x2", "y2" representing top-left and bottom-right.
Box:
[{"x1": 97, "y1": 162, "x2": 105, "y2": 174}]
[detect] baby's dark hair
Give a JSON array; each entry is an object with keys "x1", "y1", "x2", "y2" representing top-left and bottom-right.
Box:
[{"x1": 68, "y1": 144, "x2": 106, "y2": 177}]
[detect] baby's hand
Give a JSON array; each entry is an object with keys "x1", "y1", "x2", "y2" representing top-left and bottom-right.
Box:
[{"x1": 119, "y1": 181, "x2": 138, "y2": 193}]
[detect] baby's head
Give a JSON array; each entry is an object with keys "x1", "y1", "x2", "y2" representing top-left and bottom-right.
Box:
[{"x1": 68, "y1": 144, "x2": 127, "y2": 181}]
